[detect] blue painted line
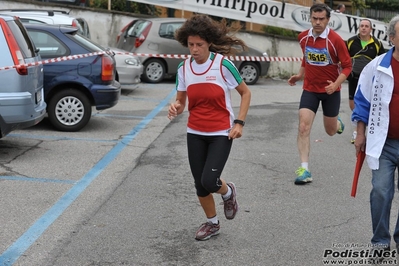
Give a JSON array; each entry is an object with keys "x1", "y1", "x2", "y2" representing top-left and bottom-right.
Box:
[
  {"x1": 0, "y1": 176, "x2": 76, "y2": 184},
  {"x1": 0, "y1": 88, "x2": 177, "y2": 266}
]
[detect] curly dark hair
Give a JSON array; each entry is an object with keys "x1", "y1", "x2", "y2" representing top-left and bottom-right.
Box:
[{"x1": 175, "y1": 14, "x2": 248, "y2": 56}]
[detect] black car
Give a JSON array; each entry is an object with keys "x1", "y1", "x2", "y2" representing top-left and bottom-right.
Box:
[{"x1": 25, "y1": 23, "x2": 121, "y2": 131}]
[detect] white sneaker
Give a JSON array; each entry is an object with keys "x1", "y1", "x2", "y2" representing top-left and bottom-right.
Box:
[{"x1": 351, "y1": 131, "x2": 357, "y2": 144}]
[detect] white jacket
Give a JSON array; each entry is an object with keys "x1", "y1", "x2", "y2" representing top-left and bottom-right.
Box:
[{"x1": 351, "y1": 47, "x2": 394, "y2": 170}]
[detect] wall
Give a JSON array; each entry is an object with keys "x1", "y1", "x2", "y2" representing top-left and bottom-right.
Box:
[{"x1": 2, "y1": 0, "x2": 303, "y2": 78}]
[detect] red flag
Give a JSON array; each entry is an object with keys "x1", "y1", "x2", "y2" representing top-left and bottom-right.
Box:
[{"x1": 351, "y1": 150, "x2": 366, "y2": 197}]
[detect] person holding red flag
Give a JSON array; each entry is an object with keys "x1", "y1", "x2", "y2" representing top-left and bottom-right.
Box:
[{"x1": 352, "y1": 15, "x2": 399, "y2": 260}]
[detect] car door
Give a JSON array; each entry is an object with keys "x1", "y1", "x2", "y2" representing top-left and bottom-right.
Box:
[
  {"x1": 117, "y1": 19, "x2": 150, "y2": 52},
  {"x1": 77, "y1": 17, "x2": 90, "y2": 38}
]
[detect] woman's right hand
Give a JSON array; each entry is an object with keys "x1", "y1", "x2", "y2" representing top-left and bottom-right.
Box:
[{"x1": 168, "y1": 102, "x2": 181, "y2": 120}]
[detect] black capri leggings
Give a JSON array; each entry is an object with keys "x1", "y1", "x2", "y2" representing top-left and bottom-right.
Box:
[{"x1": 187, "y1": 133, "x2": 233, "y2": 197}]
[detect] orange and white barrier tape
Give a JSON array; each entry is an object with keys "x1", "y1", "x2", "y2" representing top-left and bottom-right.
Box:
[
  {"x1": 0, "y1": 51, "x2": 107, "y2": 71},
  {"x1": 0, "y1": 51, "x2": 302, "y2": 71},
  {"x1": 116, "y1": 51, "x2": 303, "y2": 62}
]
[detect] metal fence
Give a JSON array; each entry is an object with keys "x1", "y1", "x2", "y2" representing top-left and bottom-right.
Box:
[
  {"x1": 363, "y1": 9, "x2": 398, "y2": 22},
  {"x1": 281, "y1": 0, "x2": 398, "y2": 22}
]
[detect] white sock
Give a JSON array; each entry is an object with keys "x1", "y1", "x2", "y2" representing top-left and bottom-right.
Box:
[
  {"x1": 207, "y1": 215, "x2": 219, "y2": 225},
  {"x1": 222, "y1": 185, "x2": 232, "y2": 201},
  {"x1": 301, "y1": 162, "x2": 309, "y2": 171}
]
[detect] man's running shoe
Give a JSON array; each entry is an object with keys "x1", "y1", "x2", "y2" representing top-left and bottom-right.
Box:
[
  {"x1": 223, "y1": 182, "x2": 238, "y2": 220},
  {"x1": 295, "y1": 167, "x2": 312, "y2": 185},
  {"x1": 351, "y1": 131, "x2": 357, "y2": 144},
  {"x1": 337, "y1": 116, "x2": 345, "y2": 134},
  {"x1": 195, "y1": 222, "x2": 220, "y2": 241}
]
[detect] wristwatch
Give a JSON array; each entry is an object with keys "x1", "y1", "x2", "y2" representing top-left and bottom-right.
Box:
[{"x1": 234, "y1": 119, "x2": 245, "y2": 126}]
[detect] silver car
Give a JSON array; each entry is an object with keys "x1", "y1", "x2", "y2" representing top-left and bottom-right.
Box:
[
  {"x1": 0, "y1": 9, "x2": 90, "y2": 37},
  {"x1": 110, "y1": 47, "x2": 143, "y2": 86},
  {"x1": 115, "y1": 17, "x2": 270, "y2": 85},
  {"x1": 0, "y1": 15, "x2": 46, "y2": 137}
]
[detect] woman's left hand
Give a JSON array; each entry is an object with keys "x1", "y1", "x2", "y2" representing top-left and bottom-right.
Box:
[{"x1": 228, "y1": 124, "x2": 243, "y2": 140}]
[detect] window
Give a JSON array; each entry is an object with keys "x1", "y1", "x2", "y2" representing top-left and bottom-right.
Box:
[
  {"x1": 127, "y1": 20, "x2": 150, "y2": 37},
  {"x1": 7, "y1": 19, "x2": 36, "y2": 58},
  {"x1": 159, "y1": 22, "x2": 183, "y2": 39},
  {"x1": 71, "y1": 33, "x2": 105, "y2": 52},
  {"x1": 27, "y1": 30, "x2": 67, "y2": 58}
]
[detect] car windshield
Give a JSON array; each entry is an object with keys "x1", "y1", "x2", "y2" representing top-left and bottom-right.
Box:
[{"x1": 127, "y1": 20, "x2": 151, "y2": 37}]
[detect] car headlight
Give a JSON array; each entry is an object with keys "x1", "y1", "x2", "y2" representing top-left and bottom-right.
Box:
[
  {"x1": 262, "y1": 52, "x2": 268, "y2": 57},
  {"x1": 125, "y1": 57, "x2": 140, "y2": 66}
]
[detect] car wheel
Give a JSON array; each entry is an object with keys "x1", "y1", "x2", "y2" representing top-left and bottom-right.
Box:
[
  {"x1": 142, "y1": 59, "x2": 165, "y2": 83},
  {"x1": 47, "y1": 89, "x2": 92, "y2": 132},
  {"x1": 239, "y1": 62, "x2": 260, "y2": 85}
]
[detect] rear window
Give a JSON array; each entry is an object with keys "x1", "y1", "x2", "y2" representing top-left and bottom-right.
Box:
[
  {"x1": 127, "y1": 20, "x2": 151, "y2": 37},
  {"x1": 7, "y1": 19, "x2": 35, "y2": 58},
  {"x1": 159, "y1": 22, "x2": 183, "y2": 39},
  {"x1": 71, "y1": 34, "x2": 105, "y2": 52}
]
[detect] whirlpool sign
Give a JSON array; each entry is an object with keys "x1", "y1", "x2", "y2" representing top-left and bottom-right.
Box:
[
  {"x1": 291, "y1": 8, "x2": 343, "y2": 31},
  {"x1": 129, "y1": 0, "x2": 390, "y2": 47}
]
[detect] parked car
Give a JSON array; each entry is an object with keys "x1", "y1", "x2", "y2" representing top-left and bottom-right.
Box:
[
  {"x1": 0, "y1": 14, "x2": 46, "y2": 138},
  {"x1": 1, "y1": 9, "x2": 142, "y2": 86},
  {"x1": 110, "y1": 47, "x2": 143, "y2": 86},
  {"x1": 0, "y1": 9, "x2": 90, "y2": 38},
  {"x1": 24, "y1": 23, "x2": 121, "y2": 131},
  {"x1": 115, "y1": 17, "x2": 270, "y2": 85}
]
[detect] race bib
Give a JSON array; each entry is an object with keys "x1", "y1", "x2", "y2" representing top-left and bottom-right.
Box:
[{"x1": 305, "y1": 46, "x2": 331, "y2": 66}]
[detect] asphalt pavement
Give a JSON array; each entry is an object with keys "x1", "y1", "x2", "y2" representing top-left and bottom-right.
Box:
[{"x1": 2, "y1": 78, "x2": 399, "y2": 266}]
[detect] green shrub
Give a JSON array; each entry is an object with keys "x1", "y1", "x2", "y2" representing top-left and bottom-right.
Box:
[
  {"x1": 90, "y1": 0, "x2": 160, "y2": 15},
  {"x1": 261, "y1": 25, "x2": 299, "y2": 38},
  {"x1": 365, "y1": 0, "x2": 399, "y2": 10}
]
